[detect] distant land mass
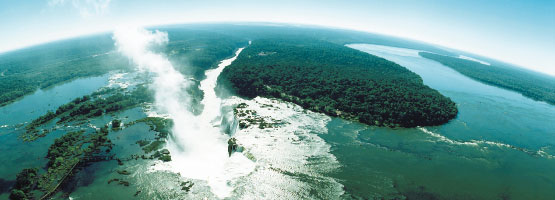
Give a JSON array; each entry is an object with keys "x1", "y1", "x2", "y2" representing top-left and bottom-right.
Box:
[
  {"x1": 420, "y1": 52, "x2": 555, "y2": 105},
  {"x1": 0, "y1": 29, "x2": 247, "y2": 107},
  {"x1": 2, "y1": 23, "x2": 553, "y2": 128},
  {"x1": 2, "y1": 23, "x2": 555, "y2": 200}
]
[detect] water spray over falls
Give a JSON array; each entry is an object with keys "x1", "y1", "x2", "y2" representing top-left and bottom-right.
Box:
[{"x1": 113, "y1": 27, "x2": 252, "y2": 198}]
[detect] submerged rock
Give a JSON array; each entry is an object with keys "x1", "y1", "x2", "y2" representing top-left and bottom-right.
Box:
[
  {"x1": 117, "y1": 169, "x2": 131, "y2": 175},
  {"x1": 118, "y1": 180, "x2": 130, "y2": 187},
  {"x1": 107, "y1": 178, "x2": 119, "y2": 184}
]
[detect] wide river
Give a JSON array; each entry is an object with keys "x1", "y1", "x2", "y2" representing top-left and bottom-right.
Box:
[
  {"x1": 319, "y1": 44, "x2": 555, "y2": 199},
  {"x1": 1, "y1": 43, "x2": 554, "y2": 200}
]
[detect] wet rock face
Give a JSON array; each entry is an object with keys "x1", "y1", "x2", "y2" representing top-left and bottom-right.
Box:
[
  {"x1": 227, "y1": 137, "x2": 245, "y2": 157},
  {"x1": 228, "y1": 138, "x2": 239, "y2": 157}
]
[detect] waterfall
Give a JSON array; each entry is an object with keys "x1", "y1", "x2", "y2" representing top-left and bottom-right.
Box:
[{"x1": 113, "y1": 27, "x2": 252, "y2": 198}]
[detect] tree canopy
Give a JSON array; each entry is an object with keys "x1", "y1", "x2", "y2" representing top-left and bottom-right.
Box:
[
  {"x1": 219, "y1": 38, "x2": 458, "y2": 127},
  {"x1": 420, "y1": 52, "x2": 555, "y2": 105}
]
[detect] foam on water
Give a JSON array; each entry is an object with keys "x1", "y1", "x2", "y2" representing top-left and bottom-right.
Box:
[
  {"x1": 221, "y1": 97, "x2": 344, "y2": 199},
  {"x1": 114, "y1": 29, "x2": 343, "y2": 198},
  {"x1": 151, "y1": 47, "x2": 256, "y2": 199},
  {"x1": 150, "y1": 52, "x2": 343, "y2": 198},
  {"x1": 107, "y1": 72, "x2": 132, "y2": 88},
  {"x1": 112, "y1": 28, "x2": 245, "y2": 198},
  {"x1": 419, "y1": 127, "x2": 554, "y2": 159}
]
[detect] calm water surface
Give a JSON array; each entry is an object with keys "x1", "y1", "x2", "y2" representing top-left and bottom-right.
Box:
[
  {"x1": 0, "y1": 74, "x2": 111, "y2": 198},
  {"x1": 319, "y1": 44, "x2": 555, "y2": 199},
  {"x1": 2, "y1": 44, "x2": 555, "y2": 199}
]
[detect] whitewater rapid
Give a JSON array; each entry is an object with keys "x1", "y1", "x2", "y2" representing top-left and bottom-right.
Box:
[
  {"x1": 114, "y1": 29, "x2": 343, "y2": 198},
  {"x1": 153, "y1": 47, "x2": 256, "y2": 199},
  {"x1": 221, "y1": 97, "x2": 344, "y2": 199},
  {"x1": 152, "y1": 44, "x2": 343, "y2": 199},
  {"x1": 112, "y1": 27, "x2": 250, "y2": 198}
]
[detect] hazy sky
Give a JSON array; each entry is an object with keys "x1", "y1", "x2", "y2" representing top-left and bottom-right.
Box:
[{"x1": 1, "y1": 0, "x2": 554, "y2": 75}]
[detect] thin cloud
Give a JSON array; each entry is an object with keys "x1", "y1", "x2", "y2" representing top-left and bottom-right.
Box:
[{"x1": 49, "y1": 0, "x2": 112, "y2": 18}]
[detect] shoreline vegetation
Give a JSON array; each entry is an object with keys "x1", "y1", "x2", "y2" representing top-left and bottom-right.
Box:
[
  {"x1": 10, "y1": 128, "x2": 112, "y2": 200},
  {"x1": 0, "y1": 23, "x2": 474, "y2": 109},
  {"x1": 0, "y1": 30, "x2": 247, "y2": 108},
  {"x1": 219, "y1": 38, "x2": 458, "y2": 127},
  {"x1": 0, "y1": 34, "x2": 130, "y2": 108},
  {"x1": 419, "y1": 52, "x2": 555, "y2": 105},
  {"x1": 7, "y1": 28, "x2": 246, "y2": 199},
  {"x1": 4, "y1": 24, "x2": 555, "y2": 199},
  {"x1": 22, "y1": 85, "x2": 153, "y2": 142},
  {"x1": 10, "y1": 116, "x2": 175, "y2": 200}
]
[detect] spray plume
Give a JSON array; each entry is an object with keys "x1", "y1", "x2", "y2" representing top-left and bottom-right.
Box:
[{"x1": 113, "y1": 27, "x2": 253, "y2": 198}]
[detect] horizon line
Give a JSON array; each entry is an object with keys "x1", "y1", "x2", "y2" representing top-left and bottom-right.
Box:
[{"x1": 1, "y1": 21, "x2": 553, "y2": 77}]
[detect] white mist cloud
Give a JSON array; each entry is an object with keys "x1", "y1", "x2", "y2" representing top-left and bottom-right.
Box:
[
  {"x1": 49, "y1": 0, "x2": 112, "y2": 18},
  {"x1": 113, "y1": 27, "x2": 243, "y2": 198},
  {"x1": 112, "y1": 27, "x2": 194, "y2": 140}
]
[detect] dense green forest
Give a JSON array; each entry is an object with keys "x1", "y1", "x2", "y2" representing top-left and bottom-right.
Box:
[
  {"x1": 155, "y1": 23, "x2": 458, "y2": 57},
  {"x1": 419, "y1": 52, "x2": 555, "y2": 105},
  {"x1": 0, "y1": 24, "x2": 459, "y2": 108},
  {"x1": 11, "y1": 128, "x2": 112, "y2": 199},
  {"x1": 161, "y1": 28, "x2": 248, "y2": 79},
  {"x1": 0, "y1": 34, "x2": 129, "y2": 107},
  {"x1": 0, "y1": 30, "x2": 246, "y2": 107},
  {"x1": 219, "y1": 38, "x2": 458, "y2": 127}
]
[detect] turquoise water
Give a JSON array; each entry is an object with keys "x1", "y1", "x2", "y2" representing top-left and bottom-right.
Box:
[
  {"x1": 0, "y1": 74, "x2": 110, "y2": 128},
  {"x1": 0, "y1": 74, "x2": 110, "y2": 198},
  {"x1": 0, "y1": 71, "x2": 161, "y2": 199},
  {"x1": 320, "y1": 44, "x2": 555, "y2": 199},
  {"x1": 1, "y1": 43, "x2": 554, "y2": 199}
]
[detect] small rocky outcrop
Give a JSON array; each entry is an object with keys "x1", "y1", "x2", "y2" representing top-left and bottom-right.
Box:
[{"x1": 227, "y1": 138, "x2": 244, "y2": 157}]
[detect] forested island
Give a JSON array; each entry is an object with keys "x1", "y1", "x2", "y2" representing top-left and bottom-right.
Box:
[
  {"x1": 1, "y1": 27, "x2": 247, "y2": 199},
  {"x1": 419, "y1": 52, "x2": 555, "y2": 105},
  {"x1": 11, "y1": 84, "x2": 174, "y2": 199},
  {"x1": 10, "y1": 128, "x2": 112, "y2": 200},
  {"x1": 3, "y1": 23, "x2": 555, "y2": 199},
  {"x1": 10, "y1": 115, "x2": 175, "y2": 200},
  {"x1": 0, "y1": 24, "x2": 454, "y2": 108},
  {"x1": 219, "y1": 38, "x2": 458, "y2": 127},
  {"x1": 22, "y1": 86, "x2": 153, "y2": 141}
]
